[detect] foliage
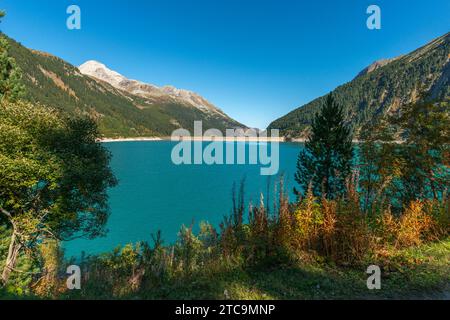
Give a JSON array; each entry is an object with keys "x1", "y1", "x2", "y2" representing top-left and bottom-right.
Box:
[
  {"x1": 1, "y1": 174, "x2": 448, "y2": 299},
  {"x1": 32, "y1": 240, "x2": 65, "y2": 297},
  {"x1": 390, "y1": 101, "x2": 450, "y2": 206},
  {"x1": 359, "y1": 101, "x2": 450, "y2": 213},
  {"x1": 0, "y1": 100, "x2": 117, "y2": 283},
  {"x1": 294, "y1": 94, "x2": 354, "y2": 199},
  {"x1": 44, "y1": 188, "x2": 450, "y2": 300},
  {"x1": 0, "y1": 225, "x2": 38, "y2": 295},
  {"x1": 0, "y1": 13, "x2": 25, "y2": 102},
  {"x1": 358, "y1": 117, "x2": 400, "y2": 213}
]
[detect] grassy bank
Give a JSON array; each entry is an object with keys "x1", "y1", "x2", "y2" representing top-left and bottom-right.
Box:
[
  {"x1": 2, "y1": 238, "x2": 448, "y2": 300},
  {"x1": 3, "y1": 183, "x2": 448, "y2": 300},
  {"x1": 82, "y1": 240, "x2": 450, "y2": 300},
  {"x1": 210, "y1": 239, "x2": 450, "y2": 300}
]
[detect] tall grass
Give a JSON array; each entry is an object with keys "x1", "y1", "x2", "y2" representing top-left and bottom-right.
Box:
[{"x1": 3, "y1": 175, "x2": 449, "y2": 299}]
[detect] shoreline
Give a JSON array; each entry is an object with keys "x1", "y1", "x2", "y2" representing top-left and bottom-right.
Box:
[
  {"x1": 99, "y1": 136, "x2": 307, "y2": 143},
  {"x1": 98, "y1": 137, "x2": 403, "y2": 144},
  {"x1": 99, "y1": 137, "x2": 164, "y2": 143}
]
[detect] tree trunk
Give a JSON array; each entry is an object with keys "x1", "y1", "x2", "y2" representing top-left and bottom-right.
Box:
[{"x1": 1, "y1": 230, "x2": 22, "y2": 284}]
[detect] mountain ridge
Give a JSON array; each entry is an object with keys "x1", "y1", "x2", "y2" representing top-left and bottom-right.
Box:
[
  {"x1": 269, "y1": 32, "x2": 450, "y2": 137},
  {"x1": 355, "y1": 57, "x2": 400, "y2": 79},
  {"x1": 4, "y1": 34, "x2": 245, "y2": 138},
  {"x1": 78, "y1": 60, "x2": 229, "y2": 118}
]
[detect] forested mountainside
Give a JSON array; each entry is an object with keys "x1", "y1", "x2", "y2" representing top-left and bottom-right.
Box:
[
  {"x1": 5, "y1": 35, "x2": 244, "y2": 137},
  {"x1": 269, "y1": 32, "x2": 450, "y2": 138}
]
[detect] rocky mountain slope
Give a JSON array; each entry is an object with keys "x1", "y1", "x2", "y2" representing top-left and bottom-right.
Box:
[
  {"x1": 269, "y1": 32, "x2": 450, "y2": 138},
  {"x1": 79, "y1": 60, "x2": 230, "y2": 119},
  {"x1": 5, "y1": 35, "x2": 244, "y2": 138}
]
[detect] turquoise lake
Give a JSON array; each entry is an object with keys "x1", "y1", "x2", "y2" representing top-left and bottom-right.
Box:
[{"x1": 64, "y1": 141, "x2": 303, "y2": 258}]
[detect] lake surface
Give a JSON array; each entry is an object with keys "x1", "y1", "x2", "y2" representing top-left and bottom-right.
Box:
[{"x1": 64, "y1": 141, "x2": 303, "y2": 258}]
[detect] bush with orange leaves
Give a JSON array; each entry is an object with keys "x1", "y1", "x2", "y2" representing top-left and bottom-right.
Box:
[
  {"x1": 292, "y1": 185, "x2": 323, "y2": 252},
  {"x1": 376, "y1": 196, "x2": 449, "y2": 249},
  {"x1": 396, "y1": 201, "x2": 433, "y2": 247},
  {"x1": 237, "y1": 175, "x2": 449, "y2": 267},
  {"x1": 286, "y1": 175, "x2": 374, "y2": 265}
]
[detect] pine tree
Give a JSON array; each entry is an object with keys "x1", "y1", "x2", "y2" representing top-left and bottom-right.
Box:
[
  {"x1": 0, "y1": 11, "x2": 25, "y2": 102},
  {"x1": 294, "y1": 94, "x2": 354, "y2": 199}
]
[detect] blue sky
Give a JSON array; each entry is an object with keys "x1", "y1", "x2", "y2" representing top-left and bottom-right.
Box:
[{"x1": 1, "y1": 0, "x2": 449, "y2": 128}]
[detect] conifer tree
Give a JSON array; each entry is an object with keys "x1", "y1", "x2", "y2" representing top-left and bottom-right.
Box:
[{"x1": 294, "y1": 94, "x2": 354, "y2": 199}]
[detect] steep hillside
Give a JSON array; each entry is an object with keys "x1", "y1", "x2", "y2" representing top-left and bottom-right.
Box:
[
  {"x1": 269, "y1": 32, "x2": 450, "y2": 138},
  {"x1": 4, "y1": 35, "x2": 244, "y2": 138},
  {"x1": 78, "y1": 60, "x2": 232, "y2": 120}
]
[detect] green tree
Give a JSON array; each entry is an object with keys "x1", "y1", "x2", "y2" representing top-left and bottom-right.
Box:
[
  {"x1": 0, "y1": 11, "x2": 24, "y2": 101},
  {"x1": 0, "y1": 100, "x2": 117, "y2": 284},
  {"x1": 358, "y1": 117, "x2": 401, "y2": 214},
  {"x1": 294, "y1": 94, "x2": 354, "y2": 199},
  {"x1": 390, "y1": 101, "x2": 449, "y2": 207},
  {"x1": 359, "y1": 101, "x2": 450, "y2": 212}
]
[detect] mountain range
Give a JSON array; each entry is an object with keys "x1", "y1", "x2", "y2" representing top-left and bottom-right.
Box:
[
  {"x1": 78, "y1": 60, "x2": 232, "y2": 120},
  {"x1": 4, "y1": 31, "x2": 450, "y2": 138},
  {"x1": 5, "y1": 35, "x2": 244, "y2": 138},
  {"x1": 269, "y1": 32, "x2": 450, "y2": 137}
]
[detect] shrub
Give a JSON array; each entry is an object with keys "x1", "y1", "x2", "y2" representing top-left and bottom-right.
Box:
[
  {"x1": 32, "y1": 240, "x2": 65, "y2": 297},
  {"x1": 175, "y1": 225, "x2": 203, "y2": 274},
  {"x1": 293, "y1": 186, "x2": 323, "y2": 251}
]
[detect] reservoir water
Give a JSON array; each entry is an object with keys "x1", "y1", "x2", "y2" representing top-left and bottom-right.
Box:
[{"x1": 64, "y1": 141, "x2": 303, "y2": 258}]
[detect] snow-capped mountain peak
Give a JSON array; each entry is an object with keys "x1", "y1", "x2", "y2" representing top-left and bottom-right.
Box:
[{"x1": 79, "y1": 60, "x2": 127, "y2": 87}]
